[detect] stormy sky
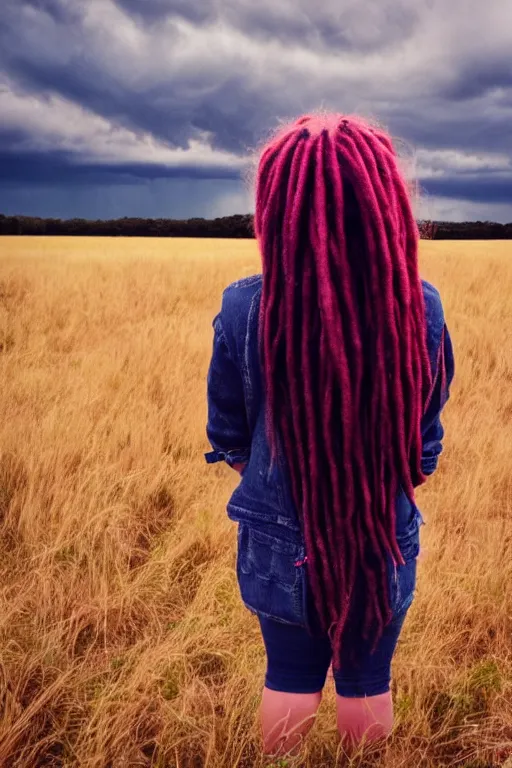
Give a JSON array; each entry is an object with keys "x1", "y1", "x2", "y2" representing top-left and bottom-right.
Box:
[{"x1": 1, "y1": 0, "x2": 511, "y2": 222}]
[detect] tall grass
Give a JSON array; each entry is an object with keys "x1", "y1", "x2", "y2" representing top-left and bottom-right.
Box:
[{"x1": 0, "y1": 237, "x2": 511, "y2": 767}]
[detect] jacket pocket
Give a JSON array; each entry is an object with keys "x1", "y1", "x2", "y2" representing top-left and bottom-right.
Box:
[
  {"x1": 236, "y1": 523, "x2": 308, "y2": 627},
  {"x1": 388, "y1": 557, "x2": 417, "y2": 618},
  {"x1": 396, "y1": 505, "x2": 422, "y2": 562},
  {"x1": 388, "y1": 507, "x2": 422, "y2": 617}
]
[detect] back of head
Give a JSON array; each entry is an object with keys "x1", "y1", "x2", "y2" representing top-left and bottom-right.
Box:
[{"x1": 254, "y1": 113, "x2": 431, "y2": 662}]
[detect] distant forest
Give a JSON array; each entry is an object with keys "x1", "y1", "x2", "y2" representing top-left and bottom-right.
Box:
[{"x1": 1, "y1": 213, "x2": 512, "y2": 240}]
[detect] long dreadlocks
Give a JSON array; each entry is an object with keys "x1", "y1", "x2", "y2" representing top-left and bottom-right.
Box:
[{"x1": 254, "y1": 114, "x2": 432, "y2": 664}]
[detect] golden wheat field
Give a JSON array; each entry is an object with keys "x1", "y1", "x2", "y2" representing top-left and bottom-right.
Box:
[{"x1": 0, "y1": 236, "x2": 511, "y2": 768}]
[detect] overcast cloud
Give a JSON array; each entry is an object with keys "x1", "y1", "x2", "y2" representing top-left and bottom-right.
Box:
[{"x1": 1, "y1": 0, "x2": 511, "y2": 221}]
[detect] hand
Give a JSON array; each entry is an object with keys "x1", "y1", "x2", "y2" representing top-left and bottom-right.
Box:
[{"x1": 232, "y1": 463, "x2": 247, "y2": 475}]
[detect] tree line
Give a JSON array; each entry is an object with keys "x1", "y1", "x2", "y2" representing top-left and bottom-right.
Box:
[{"x1": 1, "y1": 213, "x2": 511, "y2": 239}]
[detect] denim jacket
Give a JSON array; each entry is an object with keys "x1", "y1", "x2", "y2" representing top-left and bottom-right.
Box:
[{"x1": 205, "y1": 275, "x2": 454, "y2": 627}]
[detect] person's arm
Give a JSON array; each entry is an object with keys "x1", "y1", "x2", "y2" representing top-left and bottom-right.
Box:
[
  {"x1": 205, "y1": 313, "x2": 251, "y2": 473},
  {"x1": 421, "y1": 324, "x2": 455, "y2": 476}
]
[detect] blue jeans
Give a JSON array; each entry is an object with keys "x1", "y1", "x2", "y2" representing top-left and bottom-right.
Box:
[{"x1": 258, "y1": 558, "x2": 417, "y2": 698}]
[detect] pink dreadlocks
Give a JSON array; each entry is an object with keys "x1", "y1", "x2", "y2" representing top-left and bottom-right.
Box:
[{"x1": 254, "y1": 114, "x2": 432, "y2": 662}]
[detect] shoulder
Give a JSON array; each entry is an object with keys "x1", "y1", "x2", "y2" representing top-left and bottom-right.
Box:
[
  {"x1": 421, "y1": 279, "x2": 441, "y2": 306},
  {"x1": 221, "y1": 274, "x2": 262, "y2": 319},
  {"x1": 421, "y1": 279, "x2": 444, "y2": 326},
  {"x1": 216, "y1": 275, "x2": 262, "y2": 357}
]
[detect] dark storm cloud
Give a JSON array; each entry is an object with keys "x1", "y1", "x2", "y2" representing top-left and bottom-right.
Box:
[
  {"x1": 424, "y1": 177, "x2": 512, "y2": 204},
  {"x1": 114, "y1": 0, "x2": 213, "y2": 25},
  {"x1": 381, "y1": 102, "x2": 512, "y2": 158},
  {"x1": 0, "y1": 0, "x2": 511, "y2": 219},
  {"x1": 0, "y1": 150, "x2": 241, "y2": 187},
  {"x1": 440, "y1": 57, "x2": 512, "y2": 102},
  {"x1": 22, "y1": 0, "x2": 81, "y2": 24},
  {"x1": 0, "y1": 1, "x2": 191, "y2": 149},
  {"x1": 114, "y1": 0, "x2": 419, "y2": 54},
  {"x1": 0, "y1": 1, "x2": 273, "y2": 154},
  {"x1": 223, "y1": 3, "x2": 419, "y2": 54}
]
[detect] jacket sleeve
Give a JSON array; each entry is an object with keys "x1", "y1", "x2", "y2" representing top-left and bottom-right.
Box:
[
  {"x1": 421, "y1": 324, "x2": 455, "y2": 476},
  {"x1": 205, "y1": 313, "x2": 252, "y2": 468}
]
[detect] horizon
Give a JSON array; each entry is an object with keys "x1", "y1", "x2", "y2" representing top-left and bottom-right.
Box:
[
  {"x1": 2, "y1": 212, "x2": 512, "y2": 227},
  {"x1": 1, "y1": 0, "x2": 512, "y2": 223}
]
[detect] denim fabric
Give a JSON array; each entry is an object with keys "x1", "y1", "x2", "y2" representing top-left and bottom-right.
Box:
[
  {"x1": 259, "y1": 602, "x2": 412, "y2": 697},
  {"x1": 206, "y1": 275, "x2": 454, "y2": 629}
]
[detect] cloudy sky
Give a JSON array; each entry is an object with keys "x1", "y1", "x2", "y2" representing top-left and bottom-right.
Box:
[{"x1": 1, "y1": 0, "x2": 511, "y2": 222}]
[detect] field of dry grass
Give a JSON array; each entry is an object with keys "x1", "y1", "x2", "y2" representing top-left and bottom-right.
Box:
[{"x1": 0, "y1": 236, "x2": 511, "y2": 768}]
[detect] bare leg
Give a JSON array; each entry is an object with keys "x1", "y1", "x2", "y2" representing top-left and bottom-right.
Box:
[
  {"x1": 336, "y1": 691, "x2": 393, "y2": 750},
  {"x1": 260, "y1": 687, "x2": 322, "y2": 756}
]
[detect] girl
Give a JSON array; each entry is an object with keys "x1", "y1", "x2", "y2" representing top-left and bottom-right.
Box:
[{"x1": 205, "y1": 114, "x2": 454, "y2": 756}]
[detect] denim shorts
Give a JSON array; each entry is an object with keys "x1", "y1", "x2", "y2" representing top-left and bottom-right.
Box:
[{"x1": 258, "y1": 557, "x2": 417, "y2": 698}]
